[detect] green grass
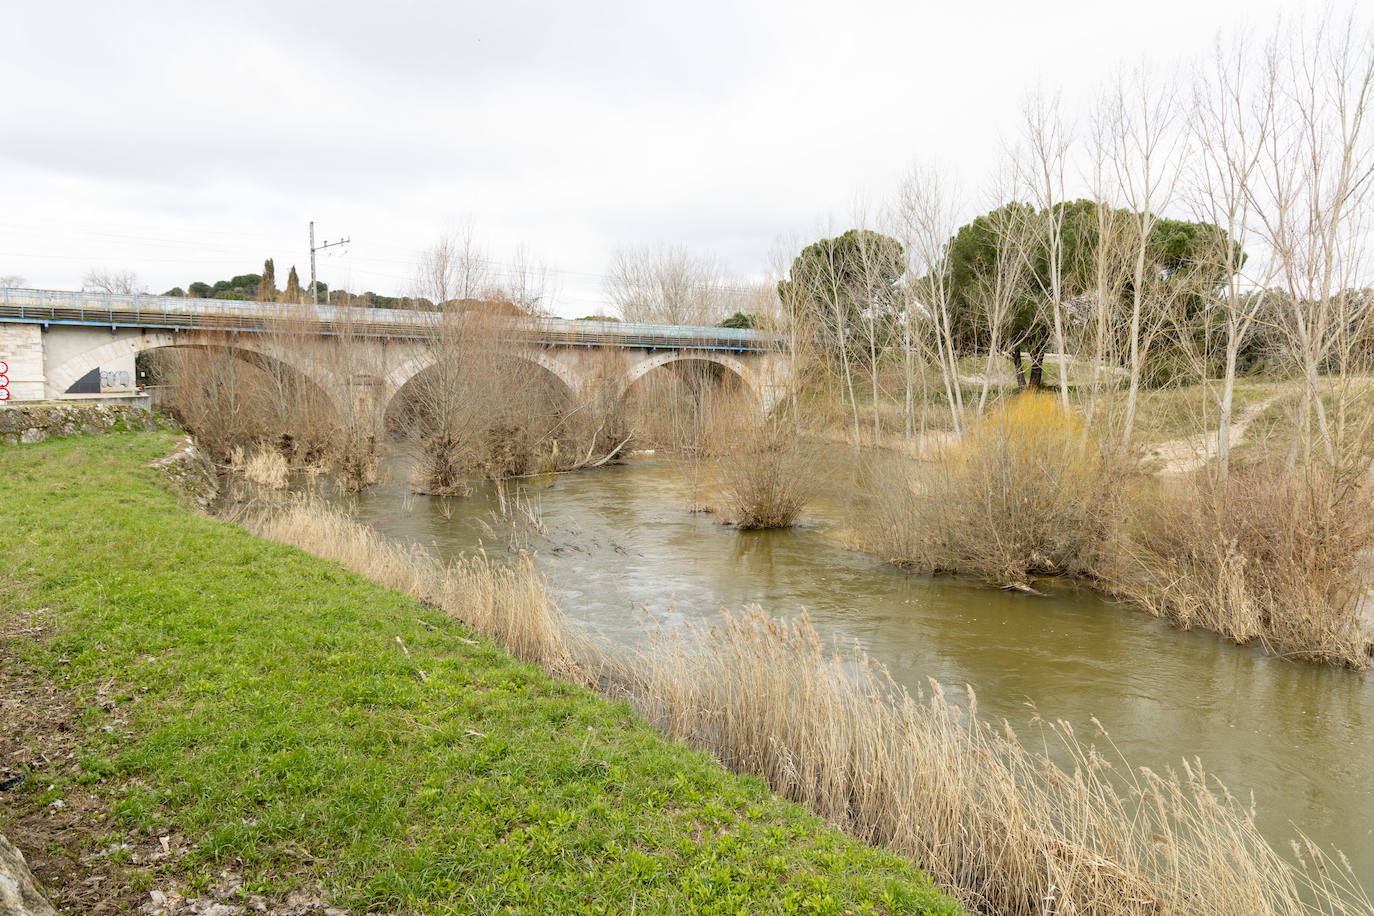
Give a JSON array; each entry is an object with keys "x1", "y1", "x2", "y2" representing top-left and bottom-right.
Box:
[{"x1": 0, "y1": 431, "x2": 961, "y2": 915}]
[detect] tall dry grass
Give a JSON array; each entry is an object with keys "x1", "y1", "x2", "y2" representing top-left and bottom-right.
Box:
[
  {"x1": 611, "y1": 606, "x2": 1369, "y2": 916},
  {"x1": 230, "y1": 445, "x2": 290, "y2": 490},
  {"x1": 1115, "y1": 463, "x2": 1374, "y2": 666},
  {"x1": 238, "y1": 497, "x2": 571, "y2": 671},
  {"x1": 864, "y1": 391, "x2": 1124, "y2": 588}
]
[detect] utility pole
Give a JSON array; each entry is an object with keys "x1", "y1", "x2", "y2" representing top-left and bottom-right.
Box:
[{"x1": 309, "y1": 220, "x2": 350, "y2": 305}]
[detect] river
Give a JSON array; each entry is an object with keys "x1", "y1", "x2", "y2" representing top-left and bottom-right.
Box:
[{"x1": 331, "y1": 456, "x2": 1373, "y2": 884}]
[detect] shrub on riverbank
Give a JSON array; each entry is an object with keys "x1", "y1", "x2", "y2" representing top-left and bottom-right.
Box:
[
  {"x1": 1115, "y1": 462, "x2": 1374, "y2": 666},
  {"x1": 0, "y1": 431, "x2": 960, "y2": 915},
  {"x1": 714, "y1": 410, "x2": 819, "y2": 529},
  {"x1": 151, "y1": 343, "x2": 382, "y2": 492},
  {"x1": 863, "y1": 391, "x2": 1124, "y2": 588}
]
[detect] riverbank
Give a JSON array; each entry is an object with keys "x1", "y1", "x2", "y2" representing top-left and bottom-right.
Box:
[
  {"x1": 0, "y1": 431, "x2": 960, "y2": 915},
  {"x1": 264, "y1": 462, "x2": 1374, "y2": 915}
]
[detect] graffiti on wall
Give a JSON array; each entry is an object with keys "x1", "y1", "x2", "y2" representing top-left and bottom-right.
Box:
[
  {"x1": 66, "y1": 366, "x2": 134, "y2": 395},
  {"x1": 100, "y1": 368, "x2": 133, "y2": 390}
]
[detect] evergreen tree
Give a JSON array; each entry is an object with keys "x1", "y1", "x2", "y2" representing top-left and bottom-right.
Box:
[
  {"x1": 284, "y1": 266, "x2": 302, "y2": 304},
  {"x1": 256, "y1": 259, "x2": 278, "y2": 302},
  {"x1": 777, "y1": 229, "x2": 905, "y2": 364}
]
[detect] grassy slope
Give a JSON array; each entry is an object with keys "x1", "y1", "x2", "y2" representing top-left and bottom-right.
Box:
[{"x1": 0, "y1": 431, "x2": 960, "y2": 916}]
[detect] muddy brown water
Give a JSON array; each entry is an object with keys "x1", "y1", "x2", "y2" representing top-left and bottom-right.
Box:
[{"x1": 331, "y1": 457, "x2": 1374, "y2": 884}]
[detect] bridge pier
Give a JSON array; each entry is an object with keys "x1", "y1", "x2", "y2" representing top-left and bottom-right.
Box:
[{"x1": 0, "y1": 324, "x2": 44, "y2": 401}]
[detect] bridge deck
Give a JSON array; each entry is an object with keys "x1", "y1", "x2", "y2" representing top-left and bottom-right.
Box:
[{"x1": 0, "y1": 288, "x2": 784, "y2": 352}]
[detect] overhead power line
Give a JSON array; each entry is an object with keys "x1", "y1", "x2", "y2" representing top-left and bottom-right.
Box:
[{"x1": 309, "y1": 221, "x2": 350, "y2": 305}]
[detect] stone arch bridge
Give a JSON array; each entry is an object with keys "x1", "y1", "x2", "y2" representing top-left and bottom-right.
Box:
[{"x1": 0, "y1": 289, "x2": 790, "y2": 421}]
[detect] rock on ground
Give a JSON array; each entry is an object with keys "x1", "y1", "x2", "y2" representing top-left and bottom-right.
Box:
[{"x1": 0, "y1": 832, "x2": 58, "y2": 916}]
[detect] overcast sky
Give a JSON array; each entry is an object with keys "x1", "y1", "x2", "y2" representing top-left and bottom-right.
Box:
[{"x1": 0, "y1": 0, "x2": 1352, "y2": 316}]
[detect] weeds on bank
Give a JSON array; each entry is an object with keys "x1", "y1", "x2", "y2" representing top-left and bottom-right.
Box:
[
  {"x1": 1116, "y1": 462, "x2": 1374, "y2": 665},
  {"x1": 609, "y1": 607, "x2": 1371, "y2": 916},
  {"x1": 855, "y1": 388, "x2": 1373, "y2": 666},
  {"x1": 229, "y1": 444, "x2": 289, "y2": 489},
  {"x1": 239, "y1": 496, "x2": 569, "y2": 671}
]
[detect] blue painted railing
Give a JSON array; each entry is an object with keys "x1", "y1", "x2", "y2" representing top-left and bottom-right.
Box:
[{"x1": 0, "y1": 288, "x2": 785, "y2": 352}]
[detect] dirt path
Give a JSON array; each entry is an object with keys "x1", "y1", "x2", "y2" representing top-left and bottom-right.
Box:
[{"x1": 1145, "y1": 395, "x2": 1280, "y2": 476}]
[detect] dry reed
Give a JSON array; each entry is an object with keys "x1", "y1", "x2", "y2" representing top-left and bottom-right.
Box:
[
  {"x1": 609, "y1": 606, "x2": 1370, "y2": 916},
  {"x1": 1115, "y1": 463, "x2": 1374, "y2": 667},
  {"x1": 232, "y1": 445, "x2": 290, "y2": 490},
  {"x1": 714, "y1": 410, "x2": 819, "y2": 529},
  {"x1": 238, "y1": 496, "x2": 571, "y2": 671}
]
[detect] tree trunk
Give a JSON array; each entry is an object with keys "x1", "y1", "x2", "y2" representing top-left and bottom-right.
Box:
[
  {"x1": 1028, "y1": 345, "x2": 1046, "y2": 389},
  {"x1": 1010, "y1": 350, "x2": 1027, "y2": 389}
]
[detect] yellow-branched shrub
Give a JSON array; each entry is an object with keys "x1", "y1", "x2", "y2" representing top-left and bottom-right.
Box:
[{"x1": 867, "y1": 391, "x2": 1123, "y2": 588}]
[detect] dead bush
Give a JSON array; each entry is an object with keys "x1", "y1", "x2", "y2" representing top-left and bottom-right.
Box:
[
  {"x1": 715, "y1": 410, "x2": 818, "y2": 529},
  {"x1": 1117, "y1": 463, "x2": 1373, "y2": 666}
]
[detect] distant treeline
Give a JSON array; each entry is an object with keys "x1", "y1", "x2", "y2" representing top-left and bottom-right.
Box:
[
  {"x1": 158, "y1": 259, "x2": 762, "y2": 327},
  {"x1": 161, "y1": 259, "x2": 409, "y2": 309}
]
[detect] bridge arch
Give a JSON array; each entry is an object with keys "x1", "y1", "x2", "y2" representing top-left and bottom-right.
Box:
[
  {"x1": 383, "y1": 347, "x2": 579, "y2": 401},
  {"x1": 380, "y1": 346, "x2": 581, "y2": 427},
  {"x1": 45, "y1": 331, "x2": 341, "y2": 416},
  {"x1": 618, "y1": 350, "x2": 762, "y2": 408}
]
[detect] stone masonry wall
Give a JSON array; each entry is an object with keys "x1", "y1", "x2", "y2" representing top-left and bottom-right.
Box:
[
  {"x1": 0, "y1": 324, "x2": 45, "y2": 401},
  {"x1": 0, "y1": 403, "x2": 175, "y2": 446}
]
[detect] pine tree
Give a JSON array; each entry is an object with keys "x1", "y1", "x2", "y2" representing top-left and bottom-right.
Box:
[
  {"x1": 284, "y1": 266, "x2": 302, "y2": 304},
  {"x1": 256, "y1": 259, "x2": 278, "y2": 302}
]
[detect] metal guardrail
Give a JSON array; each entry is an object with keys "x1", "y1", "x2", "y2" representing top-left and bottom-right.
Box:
[{"x1": 0, "y1": 288, "x2": 785, "y2": 352}]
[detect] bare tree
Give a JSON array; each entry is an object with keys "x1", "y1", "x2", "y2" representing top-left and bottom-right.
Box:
[
  {"x1": 896, "y1": 164, "x2": 965, "y2": 436},
  {"x1": 1018, "y1": 90, "x2": 1075, "y2": 410},
  {"x1": 504, "y1": 243, "x2": 554, "y2": 315},
  {"x1": 1182, "y1": 32, "x2": 1279, "y2": 478},
  {"x1": 1080, "y1": 100, "x2": 1135, "y2": 438},
  {"x1": 396, "y1": 234, "x2": 627, "y2": 493},
  {"x1": 1106, "y1": 64, "x2": 1188, "y2": 450},
  {"x1": 82, "y1": 268, "x2": 145, "y2": 295},
  {"x1": 605, "y1": 244, "x2": 732, "y2": 326},
  {"x1": 0, "y1": 274, "x2": 26, "y2": 288},
  {"x1": 1252, "y1": 13, "x2": 1374, "y2": 468},
  {"x1": 414, "y1": 228, "x2": 488, "y2": 309},
  {"x1": 853, "y1": 207, "x2": 899, "y2": 444}
]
